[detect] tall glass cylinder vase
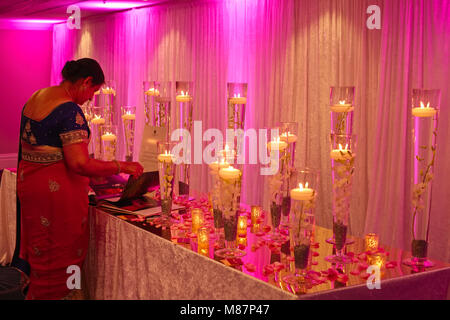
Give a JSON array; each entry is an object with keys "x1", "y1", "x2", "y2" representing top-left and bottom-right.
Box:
[
  {"x1": 264, "y1": 132, "x2": 289, "y2": 243},
  {"x1": 283, "y1": 168, "x2": 318, "y2": 288},
  {"x1": 101, "y1": 124, "x2": 118, "y2": 161},
  {"x1": 157, "y1": 142, "x2": 177, "y2": 227},
  {"x1": 214, "y1": 165, "x2": 246, "y2": 259},
  {"x1": 121, "y1": 106, "x2": 136, "y2": 161},
  {"x1": 279, "y1": 122, "x2": 299, "y2": 230},
  {"x1": 330, "y1": 86, "x2": 355, "y2": 135},
  {"x1": 227, "y1": 83, "x2": 247, "y2": 161},
  {"x1": 153, "y1": 81, "x2": 172, "y2": 140},
  {"x1": 208, "y1": 158, "x2": 229, "y2": 245},
  {"x1": 96, "y1": 80, "x2": 116, "y2": 125},
  {"x1": 175, "y1": 81, "x2": 194, "y2": 199},
  {"x1": 327, "y1": 86, "x2": 356, "y2": 246},
  {"x1": 326, "y1": 134, "x2": 356, "y2": 264},
  {"x1": 403, "y1": 89, "x2": 440, "y2": 269},
  {"x1": 143, "y1": 80, "x2": 158, "y2": 125},
  {"x1": 90, "y1": 106, "x2": 106, "y2": 159}
]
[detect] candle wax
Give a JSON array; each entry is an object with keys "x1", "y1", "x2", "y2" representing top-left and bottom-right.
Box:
[
  {"x1": 290, "y1": 188, "x2": 314, "y2": 201},
  {"x1": 411, "y1": 107, "x2": 436, "y2": 117}
]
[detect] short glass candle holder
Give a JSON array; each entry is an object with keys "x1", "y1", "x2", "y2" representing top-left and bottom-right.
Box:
[{"x1": 100, "y1": 124, "x2": 118, "y2": 161}]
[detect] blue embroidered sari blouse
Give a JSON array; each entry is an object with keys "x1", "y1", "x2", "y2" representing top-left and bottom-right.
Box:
[{"x1": 20, "y1": 102, "x2": 90, "y2": 148}]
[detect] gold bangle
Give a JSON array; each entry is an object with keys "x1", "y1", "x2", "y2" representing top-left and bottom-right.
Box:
[{"x1": 113, "y1": 160, "x2": 121, "y2": 174}]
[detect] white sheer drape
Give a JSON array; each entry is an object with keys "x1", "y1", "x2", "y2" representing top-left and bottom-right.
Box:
[{"x1": 51, "y1": 0, "x2": 449, "y2": 261}]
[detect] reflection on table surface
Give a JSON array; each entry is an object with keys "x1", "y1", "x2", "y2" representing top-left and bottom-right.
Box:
[{"x1": 111, "y1": 202, "x2": 449, "y2": 297}]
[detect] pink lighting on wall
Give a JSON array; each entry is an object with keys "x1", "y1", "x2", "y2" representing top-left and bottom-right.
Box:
[
  {"x1": 77, "y1": 1, "x2": 150, "y2": 10},
  {"x1": 0, "y1": 19, "x2": 64, "y2": 30}
]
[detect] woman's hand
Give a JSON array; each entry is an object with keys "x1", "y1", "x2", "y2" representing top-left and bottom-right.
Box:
[{"x1": 120, "y1": 161, "x2": 144, "y2": 178}]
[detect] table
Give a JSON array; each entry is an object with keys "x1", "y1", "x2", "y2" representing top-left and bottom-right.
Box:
[
  {"x1": 84, "y1": 207, "x2": 450, "y2": 300},
  {"x1": 0, "y1": 169, "x2": 17, "y2": 266}
]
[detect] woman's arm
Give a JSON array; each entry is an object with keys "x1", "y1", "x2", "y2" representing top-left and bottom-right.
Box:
[{"x1": 62, "y1": 142, "x2": 144, "y2": 178}]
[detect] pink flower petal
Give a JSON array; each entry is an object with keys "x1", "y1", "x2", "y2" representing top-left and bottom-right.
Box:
[
  {"x1": 244, "y1": 263, "x2": 256, "y2": 272},
  {"x1": 350, "y1": 269, "x2": 361, "y2": 276},
  {"x1": 360, "y1": 273, "x2": 370, "y2": 280},
  {"x1": 358, "y1": 262, "x2": 369, "y2": 271},
  {"x1": 337, "y1": 274, "x2": 349, "y2": 283}
]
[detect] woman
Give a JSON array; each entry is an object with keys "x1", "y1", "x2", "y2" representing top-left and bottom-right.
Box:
[{"x1": 16, "y1": 58, "x2": 143, "y2": 299}]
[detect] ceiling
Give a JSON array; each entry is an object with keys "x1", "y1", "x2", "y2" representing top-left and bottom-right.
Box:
[{"x1": 0, "y1": 0, "x2": 169, "y2": 21}]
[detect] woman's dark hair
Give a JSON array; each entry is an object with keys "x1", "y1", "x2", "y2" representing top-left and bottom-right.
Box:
[{"x1": 61, "y1": 58, "x2": 105, "y2": 85}]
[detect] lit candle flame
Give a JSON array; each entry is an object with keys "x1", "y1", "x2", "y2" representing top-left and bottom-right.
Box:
[
  {"x1": 339, "y1": 100, "x2": 346, "y2": 105},
  {"x1": 420, "y1": 101, "x2": 430, "y2": 109},
  {"x1": 299, "y1": 182, "x2": 309, "y2": 190}
]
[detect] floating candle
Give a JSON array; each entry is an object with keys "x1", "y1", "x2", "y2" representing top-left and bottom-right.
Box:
[
  {"x1": 145, "y1": 88, "x2": 159, "y2": 96},
  {"x1": 208, "y1": 160, "x2": 230, "y2": 172},
  {"x1": 229, "y1": 93, "x2": 247, "y2": 105},
  {"x1": 121, "y1": 111, "x2": 136, "y2": 120},
  {"x1": 102, "y1": 87, "x2": 116, "y2": 95},
  {"x1": 91, "y1": 116, "x2": 105, "y2": 125},
  {"x1": 219, "y1": 166, "x2": 241, "y2": 181},
  {"x1": 290, "y1": 182, "x2": 314, "y2": 201},
  {"x1": 101, "y1": 132, "x2": 117, "y2": 141},
  {"x1": 176, "y1": 91, "x2": 193, "y2": 102},
  {"x1": 331, "y1": 100, "x2": 354, "y2": 113},
  {"x1": 267, "y1": 137, "x2": 288, "y2": 152},
  {"x1": 412, "y1": 101, "x2": 436, "y2": 117},
  {"x1": 157, "y1": 151, "x2": 173, "y2": 163},
  {"x1": 280, "y1": 131, "x2": 298, "y2": 143},
  {"x1": 330, "y1": 144, "x2": 354, "y2": 160}
]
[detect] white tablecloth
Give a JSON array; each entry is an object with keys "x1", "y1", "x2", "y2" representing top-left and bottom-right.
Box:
[{"x1": 0, "y1": 169, "x2": 17, "y2": 266}]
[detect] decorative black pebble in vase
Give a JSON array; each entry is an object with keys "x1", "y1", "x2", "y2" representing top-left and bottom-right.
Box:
[
  {"x1": 271, "y1": 202, "x2": 282, "y2": 228},
  {"x1": 281, "y1": 196, "x2": 291, "y2": 217},
  {"x1": 223, "y1": 216, "x2": 237, "y2": 241},
  {"x1": 333, "y1": 221, "x2": 347, "y2": 250},
  {"x1": 213, "y1": 208, "x2": 224, "y2": 228},
  {"x1": 412, "y1": 239, "x2": 428, "y2": 259},
  {"x1": 294, "y1": 244, "x2": 310, "y2": 270}
]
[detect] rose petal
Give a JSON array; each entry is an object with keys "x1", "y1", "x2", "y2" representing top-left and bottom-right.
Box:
[
  {"x1": 287, "y1": 256, "x2": 295, "y2": 262},
  {"x1": 358, "y1": 262, "x2": 369, "y2": 271},
  {"x1": 256, "y1": 231, "x2": 265, "y2": 237},
  {"x1": 263, "y1": 225, "x2": 272, "y2": 233},
  {"x1": 244, "y1": 263, "x2": 256, "y2": 272},
  {"x1": 311, "y1": 261, "x2": 318, "y2": 266},
  {"x1": 360, "y1": 273, "x2": 370, "y2": 280},
  {"x1": 337, "y1": 274, "x2": 349, "y2": 283},
  {"x1": 350, "y1": 269, "x2": 361, "y2": 276},
  {"x1": 312, "y1": 251, "x2": 319, "y2": 257},
  {"x1": 358, "y1": 253, "x2": 367, "y2": 260}
]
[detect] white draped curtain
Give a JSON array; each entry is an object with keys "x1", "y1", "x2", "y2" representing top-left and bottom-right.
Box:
[{"x1": 51, "y1": 0, "x2": 449, "y2": 262}]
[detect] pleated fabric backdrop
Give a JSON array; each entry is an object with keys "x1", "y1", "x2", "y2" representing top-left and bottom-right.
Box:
[{"x1": 51, "y1": 0, "x2": 449, "y2": 262}]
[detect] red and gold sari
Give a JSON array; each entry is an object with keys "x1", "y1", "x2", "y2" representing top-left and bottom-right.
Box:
[{"x1": 16, "y1": 102, "x2": 91, "y2": 299}]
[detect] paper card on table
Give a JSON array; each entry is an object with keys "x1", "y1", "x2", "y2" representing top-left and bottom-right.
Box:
[
  {"x1": 138, "y1": 125, "x2": 166, "y2": 172},
  {"x1": 136, "y1": 203, "x2": 185, "y2": 218}
]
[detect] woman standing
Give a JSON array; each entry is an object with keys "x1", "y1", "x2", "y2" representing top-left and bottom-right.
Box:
[{"x1": 16, "y1": 58, "x2": 143, "y2": 299}]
